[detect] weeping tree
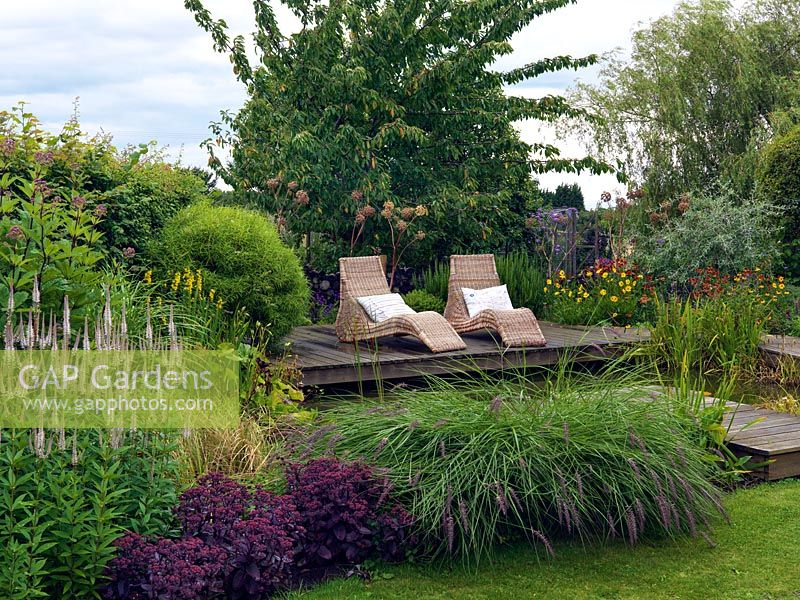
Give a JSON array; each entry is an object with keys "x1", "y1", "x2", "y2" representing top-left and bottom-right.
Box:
[
  {"x1": 185, "y1": 0, "x2": 616, "y2": 265},
  {"x1": 570, "y1": 0, "x2": 800, "y2": 203}
]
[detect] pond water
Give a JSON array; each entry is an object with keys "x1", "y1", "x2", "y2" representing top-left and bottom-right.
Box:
[{"x1": 707, "y1": 376, "x2": 800, "y2": 406}]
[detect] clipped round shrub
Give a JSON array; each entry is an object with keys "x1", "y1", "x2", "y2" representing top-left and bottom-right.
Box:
[
  {"x1": 156, "y1": 203, "x2": 309, "y2": 340},
  {"x1": 403, "y1": 289, "x2": 446, "y2": 314}
]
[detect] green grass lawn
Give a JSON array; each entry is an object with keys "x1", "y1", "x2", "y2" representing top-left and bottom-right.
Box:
[{"x1": 291, "y1": 480, "x2": 800, "y2": 600}]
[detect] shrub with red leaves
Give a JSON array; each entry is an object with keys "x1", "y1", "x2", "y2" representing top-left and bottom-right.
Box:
[
  {"x1": 175, "y1": 472, "x2": 251, "y2": 541},
  {"x1": 285, "y1": 458, "x2": 415, "y2": 568},
  {"x1": 103, "y1": 535, "x2": 227, "y2": 599},
  {"x1": 224, "y1": 516, "x2": 295, "y2": 598},
  {"x1": 146, "y1": 537, "x2": 228, "y2": 599},
  {"x1": 102, "y1": 533, "x2": 154, "y2": 600},
  {"x1": 375, "y1": 505, "x2": 417, "y2": 563}
]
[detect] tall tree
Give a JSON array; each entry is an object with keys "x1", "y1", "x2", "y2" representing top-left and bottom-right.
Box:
[
  {"x1": 570, "y1": 0, "x2": 800, "y2": 202},
  {"x1": 185, "y1": 0, "x2": 615, "y2": 262},
  {"x1": 542, "y1": 182, "x2": 584, "y2": 210}
]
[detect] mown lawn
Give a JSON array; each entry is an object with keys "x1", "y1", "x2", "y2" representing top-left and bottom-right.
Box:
[{"x1": 291, "y1": 480, "x2": 800, "y2": 600}]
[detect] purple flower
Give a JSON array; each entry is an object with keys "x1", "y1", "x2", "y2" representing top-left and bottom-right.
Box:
[
  {"x1": 0, "y1": 137, "x2": 16, "y2": 156},
  {"x1": 122, "y1": 247, "x2": 136, "y2": 259},
  {"x1": 6, "y1": 225, "x2": 24, "y2": 242},
  {"x1": 33, "y1": 178, "x2": 52, "y2": 197},
  {"x1": 93, "y1": 203, "x2": 107, "y2": 218},
  {"x1": 71, "y1": 195, "x2": 86, "y2": 210},
  {"x1": 34, "y1": 150, "x2": 54, "y2": 166}
]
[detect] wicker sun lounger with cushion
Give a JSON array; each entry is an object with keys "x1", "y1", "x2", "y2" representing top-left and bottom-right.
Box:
[
  {"x1": 444, "y1": 254, "x2": 547, "y2": 348},
  {"x1": 335, "y1": 256, "x2": 467, "y2": 353}
]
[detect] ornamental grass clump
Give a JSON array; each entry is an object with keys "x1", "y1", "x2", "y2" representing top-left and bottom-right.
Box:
[{"x1": 310, "y1": 374, "x2": 727, "y2": 564}]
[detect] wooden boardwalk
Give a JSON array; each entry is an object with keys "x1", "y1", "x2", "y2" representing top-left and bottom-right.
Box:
[
  {"x1": 761, "y1": 334, "x2": 800, "y2": 362},
  {"x1": 718, "y1": 401, "x2": 800, "y2": 480},
  {"x1": 286, "y1": 321, "x2": 649, "y2": 387}
]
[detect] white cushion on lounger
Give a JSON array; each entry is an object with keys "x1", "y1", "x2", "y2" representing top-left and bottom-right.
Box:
[
  {"x1": 461, "y1": 284, "x2": 514, "y2": 318},
  {"x1": 357, "y1": 293, "x2": 416, "y2": 323}
]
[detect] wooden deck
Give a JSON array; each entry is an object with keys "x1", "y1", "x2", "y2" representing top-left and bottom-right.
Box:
[
  {"x1": 761, "y1": 334, "x2": 800, "y2": 363},
  {"x1": 718, "y1": 401, "x2": 800, "y2": 480},
  {"x1": 286, "y1": 321, "x2": 649, "y2": 387}
]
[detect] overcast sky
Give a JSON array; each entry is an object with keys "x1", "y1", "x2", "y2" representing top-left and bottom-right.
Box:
[{"x1": 2, "y1": 0, "x2": 685, "y2": 207}]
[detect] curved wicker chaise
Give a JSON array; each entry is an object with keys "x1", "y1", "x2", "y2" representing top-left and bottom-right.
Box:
[
  {"x1": 335, "y1": 256, "x2": 467, "y2": 353},
  {"x1": 444, "y1": 254, "x2": 547, "y2": 348}
]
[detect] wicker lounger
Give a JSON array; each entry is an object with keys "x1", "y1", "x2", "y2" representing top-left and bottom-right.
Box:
[
  {"x1": 335, "y1": 256, "x2": 467, "y2": 353},
  {"x1": 444, "y1": 254, "x2": 547, "y2": 348}
]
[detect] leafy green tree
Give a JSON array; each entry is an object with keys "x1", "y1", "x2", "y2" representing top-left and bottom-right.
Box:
[
  {"x1": 542, "y1": 182, "x2": 584, "y2": 210},
  {"x1": 571, "y1": 0, "x2": 800, "y2": 202},
  {"x1": 185, "y1": 0, "x2": 615, "y2": 265}
]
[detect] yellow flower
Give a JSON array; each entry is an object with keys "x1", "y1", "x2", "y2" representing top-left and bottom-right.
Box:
[
  {"x1": 546, "y1": 279, "x2": 553, "y2": 285},
  {"x1": 612, "y1": 312, "x2": 618, "y2": 318},
  {"x1": 602, "y1": 272, "x2": 609, "y2": 279},
  {"x1": 209, "y1": 289, "x2": 216, "y2": 301},
  {"x1": 600, "y1": 289, "x2": 607, "y2": 296},
  {"x1": 143, "y1": 270, "x2": 153, "y2": 285},
  {"x1": 558, "y1": 270, "x2": 566, "y2": 280},
  {"x1": 582, "y1": 292, "x2": 589, "y2": 299},
  {"x1": 624, "y1": 286, "x2": 632, "y2": 293},
  {"x1": 779, "y1": 283, "x2": 785, "y2": 289},
  {"x1": 610, "y1": 296, "x2": 619, "y2": 303},
  {"x1": 543, "y1": 287, "x2": 549, "y2": 293},
  {"x1": 620, "y1": 271, "x2": 627, "y2": 277},
  {"x1": 216, "y1": 299, "x2": 224, "y2": 310},
  {"x1": 779, "y1": 276, "x2": 785, "y2": 282},
  {"x1": 171, "y1": 272, "x2": 181, "y2": 292},
  {"x1": 184, "y1": 269, "x2": 195, "y2": 294},
  {"x1": 586, "y1": 270, "x2": 593, "y2": 277},
  {"x1": 576, "y1": 298, "x2": 583, "y2": 304}
]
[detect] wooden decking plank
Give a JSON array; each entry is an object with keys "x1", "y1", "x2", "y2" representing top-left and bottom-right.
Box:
[{"x1": 284, "y1": 320, "x2": 644, "y2": 387}]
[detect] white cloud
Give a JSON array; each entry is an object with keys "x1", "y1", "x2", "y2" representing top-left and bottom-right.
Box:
[{"x1": 1, "y1": 0, "x2": 687, "y2": 204}]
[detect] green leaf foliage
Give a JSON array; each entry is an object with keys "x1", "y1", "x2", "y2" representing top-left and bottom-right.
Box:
[
  {"x1": 0, "y1": 430, "x2": 180, "y2": 599},
  {"x1": 402, "y1": 289, "x2": 445, "y2": 314},
  {"x1": 632, "y1": 187, "x2": 779, "y2": 285}
]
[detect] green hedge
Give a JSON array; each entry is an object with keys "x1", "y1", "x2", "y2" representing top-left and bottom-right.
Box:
[{"x1": 757, "y1": 125, "x2": 800, "y2": 279}]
